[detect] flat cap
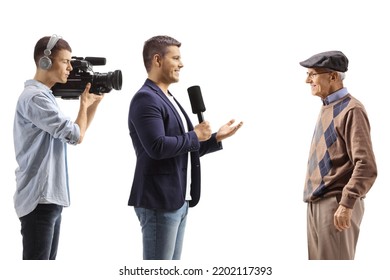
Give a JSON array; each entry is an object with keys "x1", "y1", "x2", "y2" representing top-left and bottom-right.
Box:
[{"x1": 299, "y1": 50, "x2": 348, "y2": 72}]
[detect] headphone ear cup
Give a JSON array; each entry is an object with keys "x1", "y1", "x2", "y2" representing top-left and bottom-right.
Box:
[
  {"x1": 39, "y1": 56, "x2": 52, "y2": 70},
  {"x1": 39, "y1": 35, "x2": 61, "y2": 70}
]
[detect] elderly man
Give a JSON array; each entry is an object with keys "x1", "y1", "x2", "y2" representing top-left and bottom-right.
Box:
[{"x1": 300, "y1": 51, "x2": 377, "y2": 260}]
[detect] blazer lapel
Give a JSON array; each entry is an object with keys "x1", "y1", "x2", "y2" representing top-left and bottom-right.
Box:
[{"x1": 145, "y1": 80, "x2": 186, "y2": 133}]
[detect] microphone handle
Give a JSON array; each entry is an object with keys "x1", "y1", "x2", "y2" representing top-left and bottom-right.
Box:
[{"x1": 197, "y1": 112, "x2": 204, "y2": 123}]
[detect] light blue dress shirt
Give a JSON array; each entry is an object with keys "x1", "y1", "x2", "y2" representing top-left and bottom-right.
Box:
[
  {"x1": 322, "y1": 87, "x2": 349, "y2": 105},
  {"x1": 13, "y1": 79, "x2": 80, "y2": 218}
]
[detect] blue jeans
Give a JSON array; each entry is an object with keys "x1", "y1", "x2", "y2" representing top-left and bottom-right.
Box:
[
  {"x1": 134, "y1": 201, "x2": 189, "y2": 260},
  {"x1": 19, "y1": 204, "x2": 63, "y2": 260}
]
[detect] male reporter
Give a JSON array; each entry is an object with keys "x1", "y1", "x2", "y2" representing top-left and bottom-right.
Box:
[{"x1": 128, "y1": 35, "x2": 243, "y2": 260}]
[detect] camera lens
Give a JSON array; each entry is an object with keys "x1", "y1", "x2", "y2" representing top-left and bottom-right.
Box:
[
  {"x1": 108, "y1": 70, "x2": 122, "y2": 90},
  {"x1": 93, "y1": 70, "x2": 122, "y2": 93}
]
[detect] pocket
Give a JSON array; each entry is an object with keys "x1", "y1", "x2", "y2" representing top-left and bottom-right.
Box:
[{"x1": 335, "y1": 193, "x2": 342, "y2": 204}]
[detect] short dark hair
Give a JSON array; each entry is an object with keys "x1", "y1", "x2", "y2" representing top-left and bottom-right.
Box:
[
  {"x1": 143, "y1": 35, "x2": 181, "y2": 72},
  {"x1": 34, "y1": 36, "x2": 72, "y2": 67}
]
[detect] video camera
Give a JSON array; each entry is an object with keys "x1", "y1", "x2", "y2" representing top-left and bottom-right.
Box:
[{"x1": 52, "y1": 56, "x2": 122, "y2": 99}]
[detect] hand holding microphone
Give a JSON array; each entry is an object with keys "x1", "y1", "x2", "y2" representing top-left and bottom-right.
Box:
[{"x1": 194, "y1": 121, "x2": 212, "y2": 141}]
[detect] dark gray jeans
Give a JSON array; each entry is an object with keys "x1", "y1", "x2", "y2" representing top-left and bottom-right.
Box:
[{"x1": 19, "y1": 204, "x2": 63, "y2": 260}]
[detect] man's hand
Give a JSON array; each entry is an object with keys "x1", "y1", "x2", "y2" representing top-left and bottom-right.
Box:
[
  {"x1": 216, "y1": 119, "x2": 243, "y2": 142},
  {"x1": 75, "y1": 83, "x2": 104, "y2": 143},
  {"x1": 80, "y1": 83, "x2": 104, "y2": 108},
  {"x1": 334, "y1": 204, "x2": 353, "y2": 231},
  {"x1": 194, "y1": 121, "x2": 212, "y2": 141}
]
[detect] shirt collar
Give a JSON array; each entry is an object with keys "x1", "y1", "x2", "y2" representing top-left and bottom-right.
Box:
[
  {"x1": 322, "y1": 87, "x2": 348, "y2": 105},
  {"x1": 25, "y1": 79, "x2": 50, "y2": 91},
  {"x1": 25, "y1": 79, "x2": 57, "y2": 102}
]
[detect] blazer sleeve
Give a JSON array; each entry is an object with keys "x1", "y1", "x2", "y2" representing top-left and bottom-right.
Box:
[{"x1": 129, "y1": 90, "x2": 201, "y2": 160}]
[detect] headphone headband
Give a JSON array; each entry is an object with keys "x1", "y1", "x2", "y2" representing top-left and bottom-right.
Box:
[{"x1": 44, "y1": 34, "x2": 62, "y2": 56}]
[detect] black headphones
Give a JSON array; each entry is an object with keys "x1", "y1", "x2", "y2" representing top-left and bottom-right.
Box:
[{"x1": 38, "y1": 34, "x2": 61, "y2": 70}]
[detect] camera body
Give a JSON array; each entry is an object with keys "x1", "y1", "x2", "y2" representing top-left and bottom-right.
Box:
[{"x1": 52, "y1": 56, "x2": 122, "y2": 99}]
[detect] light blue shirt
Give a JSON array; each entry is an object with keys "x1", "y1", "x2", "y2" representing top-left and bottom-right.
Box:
[
  {"x1": 13, "y1": 79, "x2": 80, "y2": 218},
  {"x1": 322, "y1": 87, "x2": 349, "y2": 105}
]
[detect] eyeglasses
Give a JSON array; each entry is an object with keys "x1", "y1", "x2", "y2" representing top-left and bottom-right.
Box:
[{"x1": 306, "y1": 72, "x2": 331, "y2": 79}]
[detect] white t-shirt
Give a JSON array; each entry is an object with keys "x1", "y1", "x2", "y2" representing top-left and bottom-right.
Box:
[{"x1": 167, "y1": 95, "x2": 192, "y2": 201}]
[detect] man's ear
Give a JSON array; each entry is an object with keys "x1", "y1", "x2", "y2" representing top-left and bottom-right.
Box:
[{"x1": 153, "y1": 54, "x2": 162, "y2": 67}]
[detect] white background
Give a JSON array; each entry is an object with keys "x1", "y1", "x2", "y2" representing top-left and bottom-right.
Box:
[{"x1": 1, "y1": 0, "x2": 388, "y2": 279}]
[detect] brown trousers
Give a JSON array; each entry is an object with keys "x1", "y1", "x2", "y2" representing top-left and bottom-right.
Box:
[{"x1": 307, "y1": 196, "x2": 364, "y2": 260}]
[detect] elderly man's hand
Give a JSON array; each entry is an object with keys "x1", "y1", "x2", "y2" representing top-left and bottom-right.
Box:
[{"x1": 334, "y1": 205, "x2": 352, "y2": 231}]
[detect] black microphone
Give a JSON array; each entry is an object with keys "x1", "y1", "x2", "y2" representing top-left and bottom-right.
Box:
[
  {"x1": 84, "y1": 57, "x2": 107, "y2": 66},
  {"x1": 187, "y1": 85, "x2": 206, "y2": 123}
]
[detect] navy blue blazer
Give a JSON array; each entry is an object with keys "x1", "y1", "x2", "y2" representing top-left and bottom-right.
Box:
[{"x1": 128, "y1": 79, "x2": 222, "y2": 210}]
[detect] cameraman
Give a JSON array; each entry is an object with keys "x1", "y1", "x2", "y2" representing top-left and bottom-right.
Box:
[{"x1": 13, "y1": 35, "x2": 104, "y2": 260}]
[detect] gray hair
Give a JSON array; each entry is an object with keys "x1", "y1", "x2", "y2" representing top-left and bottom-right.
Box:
[{"x1": 337, "y1": 72, "x2": 346, "y2": 81}]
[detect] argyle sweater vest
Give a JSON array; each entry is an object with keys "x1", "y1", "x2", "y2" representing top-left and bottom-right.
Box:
[{"x1": 304, "y1": 94, "x2": 377, "y2": 208}]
